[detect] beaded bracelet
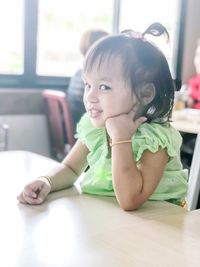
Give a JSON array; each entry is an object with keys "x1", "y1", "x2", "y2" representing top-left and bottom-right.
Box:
[
  {"x1": 110, "y1": 139, "x2": 132, "y2": 147},
  {"x1": 38, "y1": 176, "x2": 53, "y2": 188}
]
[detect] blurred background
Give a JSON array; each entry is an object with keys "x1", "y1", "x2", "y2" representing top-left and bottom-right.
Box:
[
  {"x1": 0, "y1": 0, "x2": 197, "y2": 89},
  {"x1": 0, "y1": 0, "x2": 200, "y2": 168}
]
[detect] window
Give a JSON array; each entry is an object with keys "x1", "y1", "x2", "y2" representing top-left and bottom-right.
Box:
[
  {"x1": 120, "y1": 0, "x2": 180, "y2": 79},
  {"x1": 0, "y1": 0, "x2": 23, "y2": 74},
  {"x1": 0, "y1": 0, "x2": 185, "y2": 89},
  {"x1": 37, "y1": 0, "x2": 113, "y2": 77}
]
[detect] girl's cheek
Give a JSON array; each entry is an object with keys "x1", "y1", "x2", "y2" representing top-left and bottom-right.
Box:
[
  {"x1": 83, "y1": 101, "x2": 87, "y2": 110},
  {"x1": 83, "y1": 94, "x2": 87, "y2": 106}
]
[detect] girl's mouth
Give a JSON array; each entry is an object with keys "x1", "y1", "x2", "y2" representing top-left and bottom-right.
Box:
[{"x1": 88, "y1": 109, "x2": 102, "y2": 119}]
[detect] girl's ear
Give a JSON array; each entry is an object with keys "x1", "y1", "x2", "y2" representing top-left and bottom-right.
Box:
[{"x1": 137, "y1": 83, "x2": 156, "y2": 105}]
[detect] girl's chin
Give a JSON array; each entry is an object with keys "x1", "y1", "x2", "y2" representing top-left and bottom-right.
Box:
[{"x1": 90, "y1": 118, "x2": 105, "y2": 128}]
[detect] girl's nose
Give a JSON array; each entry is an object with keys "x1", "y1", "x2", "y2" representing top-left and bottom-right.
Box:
[{"x1": 85, "y1": 87, "x2": 98, "y2": 103}]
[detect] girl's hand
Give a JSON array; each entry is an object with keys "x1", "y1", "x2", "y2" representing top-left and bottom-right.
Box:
[
  {"x1": 17, "y1": 179, "x2": 51, "y2": 205},
  {"x1": 105, "y1": 110, "x2": 147, "y2": 141}
]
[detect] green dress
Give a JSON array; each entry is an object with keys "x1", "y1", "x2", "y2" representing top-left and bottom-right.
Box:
[{"x1": 77, "y1": 114, "x2": 188, "y2": 205}]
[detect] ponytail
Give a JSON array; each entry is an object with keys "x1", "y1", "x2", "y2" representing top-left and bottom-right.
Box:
[{"x1": 142, "y1": 22, "x2": 169, "y2": 43}]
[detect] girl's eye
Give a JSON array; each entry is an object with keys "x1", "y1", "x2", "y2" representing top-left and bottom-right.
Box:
[
  {"x1": 99, "y1": 84, "x2": 111, "y2": 91},
  {"x1": 84, "y1": 83, "x2": 91, "y2": 90}
]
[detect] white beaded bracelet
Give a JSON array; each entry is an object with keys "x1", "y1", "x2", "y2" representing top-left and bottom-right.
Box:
[{"x1": 38, "y1": 176, "x2": 52, "y2": 188}]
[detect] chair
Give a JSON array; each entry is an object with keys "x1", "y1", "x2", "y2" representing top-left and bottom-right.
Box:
[
  {"x1": 187, "y1": 131, "x2": 200, "y2": 210},
  {"x1": 42, "y1": 90, "x2": 75, "y2": 161}
]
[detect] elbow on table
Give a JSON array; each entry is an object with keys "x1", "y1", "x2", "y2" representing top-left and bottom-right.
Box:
[{"x1": 118, "y1": 196, "x2": 142, "y2": 211}]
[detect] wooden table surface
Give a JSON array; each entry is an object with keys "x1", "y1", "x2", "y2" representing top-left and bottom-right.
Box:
[{"x1": 0, "y1": 151, "x2": 200, "y2": 267}]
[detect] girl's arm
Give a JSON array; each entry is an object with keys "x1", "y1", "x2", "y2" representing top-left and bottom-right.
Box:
[
  {"x1": 111, "y1": 143, "x2": 168, "y2": 211},
  {"x1": 17, "y1": 140, "x2": 89, "y2": 204},
  {"x1": 106, "y1": 111, "x2": 168, "y2": 211},
  {"x1": 44, "y1": 140, "x2": 89, "y2": 192}
]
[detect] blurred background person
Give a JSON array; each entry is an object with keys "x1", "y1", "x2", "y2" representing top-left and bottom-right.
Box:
[
  {"x1": 187, "y1": 39, "x2": 200, "y2": 109},
  {"x1": 66, "y1": 29, "x2": 109, "y2": 133}
]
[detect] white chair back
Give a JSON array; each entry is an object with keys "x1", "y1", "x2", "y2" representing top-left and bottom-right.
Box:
[{"x1": 187, "y1": 132, "x2": 200, "y2": 210}]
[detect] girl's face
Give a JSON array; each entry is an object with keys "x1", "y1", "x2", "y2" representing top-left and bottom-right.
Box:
[{"x1": 83, "y1": 57, "x2": 138, "y2": 128}]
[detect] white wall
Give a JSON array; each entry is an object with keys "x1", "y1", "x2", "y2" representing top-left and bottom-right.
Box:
[
  {"x1": 0, "y1": 115, "x2": 51, "y2": 157},
  {"x1": 0, "y1": 90, "x2": 51, "y2": 157}
]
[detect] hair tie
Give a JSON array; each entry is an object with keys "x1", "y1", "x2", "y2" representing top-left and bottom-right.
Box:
[{"x1": 121, "y1": 30, "x2": 146, "y2": 42}]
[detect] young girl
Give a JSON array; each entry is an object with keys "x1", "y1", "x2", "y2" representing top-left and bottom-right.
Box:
[
  {"x1": 67, "y1": 29, "x2": 108, "y2": 132},
  {"x1": 17, "y1": 23, "x2": 188, "y2": 211}
]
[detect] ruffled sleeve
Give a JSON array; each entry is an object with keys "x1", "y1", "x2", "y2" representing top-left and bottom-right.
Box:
[{"x1": 132, "y1": 123, "x2": 182, "y2": 162}]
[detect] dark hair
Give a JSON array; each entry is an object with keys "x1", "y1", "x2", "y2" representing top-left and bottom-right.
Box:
[
  {"x1": 83, "y1": 23, "x2": 175, "y2": 122},
  {"x1": 79, "y1": 30, "x2": 108, "y2": 56}
]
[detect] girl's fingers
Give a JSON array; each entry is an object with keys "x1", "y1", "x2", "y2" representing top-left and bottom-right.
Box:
[
  {"x1": 17, "y1": 193, "x2": 28, "y2": 204},
  {"x1": 132, "y1": 103, "x2": 139, "y2": 113},
  {"x1": 128, "y1": 110, "x2": 135, "y2": 119},
  {"x1": 17, "y1": 185, "x2": 45, "y2": 205},
  {"x1": 128, "y1": 104, "x2": 139, "y2": 119},
  {"x1": 37, "y1": 186, "x2": 50, "y2": 203},
  {"x1": 23, "y1": 187, "x2": 37, "y2": 198},
  {"x1": 134, "y1": 116, "x2": 147, "y2": 128},
  {"x1": 127, "y1": 108, "x2": 147, "y2": 124},
  {"x1": 23, "y1": 191, "x2": 43, "y2": 205}
]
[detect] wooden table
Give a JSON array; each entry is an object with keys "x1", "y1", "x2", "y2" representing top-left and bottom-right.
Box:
[{"x1": 0, "y1": 151, "x2": 200, "y2": 267}]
